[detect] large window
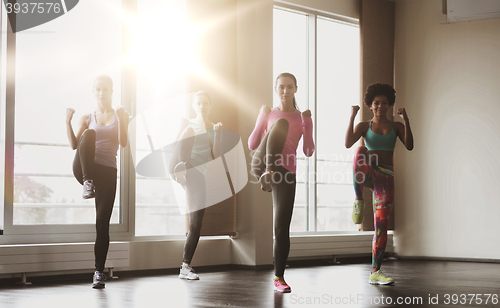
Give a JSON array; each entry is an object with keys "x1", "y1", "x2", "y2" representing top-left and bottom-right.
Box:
[
  {"x1": 273, "y1": 6, "x2": 360, "y2": 232},
  {"x1": 12, "y1": 0, "x2": 122, "y2": 226},
  {"x1": 134, "y1": 0, "x2": 189, "y2": 236},
  {"x1": 0, "y1": 0, "x2": 215, "y2": 240}
]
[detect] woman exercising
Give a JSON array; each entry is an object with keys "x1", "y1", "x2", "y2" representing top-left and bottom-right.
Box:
[
  {"x1": 66, "y1": 75, "x2": 129, "y2": 289},
  {"x1": 345, "y1": 83, "x2": 413, "y2": 285},
  {"x1": 248, "y1": 73, "x2": 315, "y2": 293},
  {"x1": 169, "y1": 91, "x2": 222, "y2": 280}
]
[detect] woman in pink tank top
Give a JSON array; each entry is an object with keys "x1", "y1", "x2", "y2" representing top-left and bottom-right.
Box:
[
  {"x1": 65, "y1": 75, "x2": 129, "y2": 289},
  {"x1": 248, "y1": 73, "x2": 315, "y2": 293}
]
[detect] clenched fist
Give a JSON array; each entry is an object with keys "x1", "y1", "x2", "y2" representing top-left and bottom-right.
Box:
[
  {"x1": 66, "y1": 108, "x2": 75, "y2": 124},
  {"x1": 116, "y1": 106, "x2": 126, "y2": 122},
  {"x1": 260, "y1": 105, "x2": 271, "y2": 114},
  {"x1": 301, "y1": 109, "x2": 311, "y2": 118},
  {"x1": 397, "y1": 108, "x2": 408, "y2": 120},
  {"x1": 214, "y1": 122, "x2": 223, "y2": 130},
  {"x1": 351, "y1": 105, "x2": 360, "y2": 117}
]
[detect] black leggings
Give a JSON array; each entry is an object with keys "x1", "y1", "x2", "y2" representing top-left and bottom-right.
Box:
[
  {"x1": 250, "y1": 118, "x2": 295, "y2": 277},
  {"x1": 73, "y1": 129, "x2": 117, "y2": 272},
  {"x1": 169, "y1": 127, "x2": 206, "y2": 265},
  {"x1": 251, "y1": 118, "x2": 289, "y2": 177}
]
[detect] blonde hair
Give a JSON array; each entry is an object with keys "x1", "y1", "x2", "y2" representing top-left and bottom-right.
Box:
[
  {"x1": 93, "y1": 74, "x2": 113, "y2": 89},
  {"x1": 193, "y1": 90, "x2": 211, "y2": 104}
]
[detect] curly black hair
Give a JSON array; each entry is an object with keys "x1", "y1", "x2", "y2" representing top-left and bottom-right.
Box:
[{"x1": 363, "y1": 83, "x2": 396, "y2": 108}]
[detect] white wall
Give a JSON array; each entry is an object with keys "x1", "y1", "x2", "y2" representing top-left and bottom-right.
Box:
[{"x1": 394, "y1": 0, "x2": 500, "y2": 259}]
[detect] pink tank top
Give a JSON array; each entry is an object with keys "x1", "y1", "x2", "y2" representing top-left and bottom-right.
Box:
[
  {"x1": 88, "y1": 111, "x2": 119, "y2": 168},
  {"x1": 248, "y1": 108, "x2": 315, "y2": 174}
]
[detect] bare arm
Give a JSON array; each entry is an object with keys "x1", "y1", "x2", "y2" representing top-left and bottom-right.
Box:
[
  {"x1": 213, "y1": 122, "x2": 223, "y2": 158},
  {"x1": 345, "y1": 106, "x2": 366, "y2": 148},
  {"x1": 174, "y1": 117, "x2": 190, "y2": 143},
  {"x1": 301, "y1": 109, "x2": 315, "y2": 157},
  {"x1": 248, "y1": 105, "x2": 271, "y2": 150},
  {"x1": 115, "y1": 107, "x2": 129, "y2": 148},
  {"x1": 66, "y1": 109, "x2": 89, "y2": 150},
  {"x1": 396, "y1": 108, "x2": 414, "y2": 151}
]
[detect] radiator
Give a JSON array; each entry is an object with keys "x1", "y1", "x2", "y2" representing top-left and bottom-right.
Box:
[
  {"x1": 289, "y1": 233, "x2": 393, "y2": 258},
  {"x1": 0, "y1": 242, "x2": 129, "y2": 275}
]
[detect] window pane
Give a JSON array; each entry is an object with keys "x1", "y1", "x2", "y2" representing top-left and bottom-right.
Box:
[
  {"x1": 13, "y1": 0, "x2": 122, "y2": 224},
  {"x1": 134, "y1": 0, "x2": 188, "y2": 236},
  {"x1": 273, "y1": 8, "x2": 309, "y2": 232},
  {"x1": 316, "y1": 161, "x2": 357, "y2": 231},
  {"x1": 273, "y1": 8, "x2": 308, "y2": 110},
  {"x1": 316, "y1": 17, "x2": 360, "y2": 231}
]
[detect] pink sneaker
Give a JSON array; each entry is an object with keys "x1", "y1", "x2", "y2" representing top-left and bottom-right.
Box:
[{"x1": 273, "y1": 277, "x2": 291, "y2": 293}]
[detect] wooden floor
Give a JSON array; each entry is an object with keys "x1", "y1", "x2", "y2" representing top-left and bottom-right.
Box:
[{"x1": 0, "y1": 260, "x2": 499, "y2": 308}]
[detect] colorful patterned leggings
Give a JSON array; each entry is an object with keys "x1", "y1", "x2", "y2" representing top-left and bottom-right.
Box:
[{"x1": 353, "y1": 146, "x2": 394, "y2": 270}]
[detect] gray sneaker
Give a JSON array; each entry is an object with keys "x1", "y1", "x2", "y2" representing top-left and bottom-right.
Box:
[
  {"x1": 179, "y1": 265, "x2": 199, "y2": 280},
  {"x1": 83, "y1": 180, "x2": 96, "y2": 199},
  {"x1": 92, "y1": 270, "x2": 106, "y2": 289}
]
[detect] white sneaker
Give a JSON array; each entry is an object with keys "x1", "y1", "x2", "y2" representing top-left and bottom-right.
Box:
[
  {"x1": 172, "y1": 162, "x2": 187, "y2": 184},
  {"x1": 179, "y1": 265, "x2": 199, "y2": 280}
]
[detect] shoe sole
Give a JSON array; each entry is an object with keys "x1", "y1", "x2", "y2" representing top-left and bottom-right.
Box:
[
  {"x1": 83, "y1": 194, "x2": 96, "y2": 199},
  {"x1": 179, "y1": 274, "x2": 199, "y2": 280},
  {"x1": 274, "y1": 287, "x2": 291, "y2": 293},
  {"x1": 369, "y1": 280, "x2": 394, "y2": 285},
  {"x1": 92, "y1": 283, "x2": 105, "y2": 289}
]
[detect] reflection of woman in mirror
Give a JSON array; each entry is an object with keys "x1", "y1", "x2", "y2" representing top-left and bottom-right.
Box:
[
  {"x1": 169, "y1": 91, "x2": 222, "y2": 280},
  {"x1": 248, "y1": 73, "x2": 315, "y2": 293},
  {"x1": 65, "y1": 75, "x2": 129, "y2": 289},
  {"x1": 345, "y1": 83, "x2": 413, "y2": 285}
]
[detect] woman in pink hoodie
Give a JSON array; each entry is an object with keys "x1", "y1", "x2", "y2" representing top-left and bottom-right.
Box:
[{"x1": 248, "y1": 73, "x2": 315, "y2": 293}]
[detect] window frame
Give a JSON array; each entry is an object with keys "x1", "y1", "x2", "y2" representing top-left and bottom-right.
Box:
[
  {"x1": 0, "y1": 0, "x2": 136, "y2": 241},
  {"x1": 273, "y1": 3, "x2": 360, "y2": 234}
]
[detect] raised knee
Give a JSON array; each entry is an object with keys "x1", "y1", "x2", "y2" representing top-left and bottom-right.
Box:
[
  {"x1": 81, "y1": 129, "x2": 96, "y2": 139},
  {"x1": 275, "y1": 118, "x2": 289, "y2": 129},
  {"x1": 355, "y1": 145, "x2": 368, "y2": 155},
  {"x1": 181, "y1": 126, "x2": 195, "y2": 139}
]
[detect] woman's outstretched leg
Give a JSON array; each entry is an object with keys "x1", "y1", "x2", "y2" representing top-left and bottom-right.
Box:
[
  {"x1": 179, "y1": 167, "x2": 206, "y2": 280},
  {"x1": 272, "y1": 165, "x2": 296, "y2": 292},
  {"x1": 93, "y1": 165, "x2": 117, "y2": 274},
  {"x1": 251, "y1": 118, "x2": 289, "y2": 192},
  {"x1": 369, "y1": 165, "x2": 394, "y2": 285}
]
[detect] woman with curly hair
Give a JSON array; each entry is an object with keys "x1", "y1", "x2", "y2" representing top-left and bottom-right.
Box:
[{"x1": 345, "y1": 83, "x2": 413, "y2": 285}]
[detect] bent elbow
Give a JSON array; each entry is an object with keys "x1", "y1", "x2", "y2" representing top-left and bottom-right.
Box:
[
  {"x1": 248, "y1": 141, "x2": 258, "y2": 151},
  {"x1": 304, "y1": 148, "x2": 315, "y2": 157}
]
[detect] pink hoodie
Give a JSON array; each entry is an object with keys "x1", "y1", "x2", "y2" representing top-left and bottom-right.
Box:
[{"x1": 248, "y1": 108, "x2": 315, "y2": 174}]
